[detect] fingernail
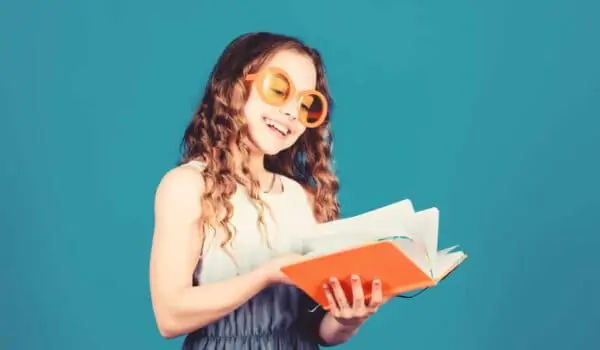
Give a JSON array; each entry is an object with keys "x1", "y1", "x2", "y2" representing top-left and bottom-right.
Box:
[
  {"x1": 330, "y1": 277, "x2": 337, "y2": 283},
  {"x1": 352, "y1": 274, "x2": 359, "y2": 281},
  {"x1": 374, "y1": 279, "x2": 380, "y2": 285}
]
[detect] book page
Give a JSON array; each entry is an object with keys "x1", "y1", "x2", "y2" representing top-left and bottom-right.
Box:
[
  {"x1": 418, "y1": 208, "x2": 439, "y2": 265},
  {"x1": 438, "y1": 245, "x2": 460, "y2": 255},
  {"x1": 393, "y1": 237, "x2": 433, "y2": 277},
  {"x1": 433, "y1": 250, "x2": 467, "y2": 281},
  {"x1": 311, "y1": 199, "x2": 415, "y2": 238},
  {"x1": 302, "y1": 230, "x2": 390, "y2": 257},
  {"x1": 301, "y1": 199, "x2": 416, "y2": 255},
  {"x1": 394, "y1": 207, "x2": 439, "y2": 267}
]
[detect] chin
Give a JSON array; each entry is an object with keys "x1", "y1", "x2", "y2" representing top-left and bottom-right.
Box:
[
  {"x1": 249, "y1": 128, "x2": 296, "y2": 156},
  {"x1": 255, "y1": 140, "x2": 290, "y2": 156}
]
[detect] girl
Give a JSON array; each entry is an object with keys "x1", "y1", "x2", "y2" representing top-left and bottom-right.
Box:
[{"x1": 149, "y1": 32, "x2": 386, "y2": 350}]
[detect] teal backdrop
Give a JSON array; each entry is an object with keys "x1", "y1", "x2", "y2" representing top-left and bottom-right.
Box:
[{"x1": 1, "y1": 0, "x2": 598, "y2": 349}]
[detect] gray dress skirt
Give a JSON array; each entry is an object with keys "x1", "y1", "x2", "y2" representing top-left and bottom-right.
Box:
[{"x1": 182, "y1": 283, "x2": 328, "y2": 349}]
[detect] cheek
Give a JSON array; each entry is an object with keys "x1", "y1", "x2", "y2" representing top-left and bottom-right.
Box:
[
  {"x1": 293, "y1": 125, "x2": 307, "y2": 138},
  {"x1": 243, "y1": 91, "x2": 264, "y2": 123},
  {"x1": 286, "y1": 125, "x2": 306, "y2": 145}
]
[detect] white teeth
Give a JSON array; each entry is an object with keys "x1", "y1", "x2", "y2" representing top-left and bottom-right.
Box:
[{"x1": 264, "y1": 118, "x2": 289, "y2": 136}]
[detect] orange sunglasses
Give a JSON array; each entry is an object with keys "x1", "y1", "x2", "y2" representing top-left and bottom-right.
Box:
[{"x1": 245, "y1": 67, "x2": 329, "y2": 128}]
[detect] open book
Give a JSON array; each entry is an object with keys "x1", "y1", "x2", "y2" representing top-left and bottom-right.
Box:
[{"x1": 282, "y1": 199, "x2": 467, "y2": 309}]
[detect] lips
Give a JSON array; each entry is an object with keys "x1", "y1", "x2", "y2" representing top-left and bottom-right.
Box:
[{"x1": 262, "y1": 116, "x2": 291, "y2": 136}]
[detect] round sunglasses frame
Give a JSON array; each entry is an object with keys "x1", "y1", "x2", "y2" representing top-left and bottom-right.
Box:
[{"x1": 245, "y1": 67, "x2": 329, "y2": 128}]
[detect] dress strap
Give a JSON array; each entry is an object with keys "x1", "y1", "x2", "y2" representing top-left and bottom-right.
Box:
[{"x1": 182, "y1": 159, "x2": 207, "y2": 172}]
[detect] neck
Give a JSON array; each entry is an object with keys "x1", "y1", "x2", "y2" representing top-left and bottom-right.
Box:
[
  {"x1": 248, "y1": 150, "x2": 267, "y2": 177},
  {"x1": 230, "y1": 143, "x2": 272, "y2": 186}
]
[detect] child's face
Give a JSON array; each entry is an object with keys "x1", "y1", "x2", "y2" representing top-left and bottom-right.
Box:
[{"x1": 243, "y1": 50, "x2": 318, "y2": 155}]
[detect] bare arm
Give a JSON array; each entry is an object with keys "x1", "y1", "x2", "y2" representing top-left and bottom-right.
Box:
[{"x1": 149, "y1": 166, "x2": 272, "y2": 338}]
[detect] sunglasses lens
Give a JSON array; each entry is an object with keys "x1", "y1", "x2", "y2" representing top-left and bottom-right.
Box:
[
  {"x1": 261, "y1": 72, "x2": 291, "y2": 105},
  {"x1": 298, "y1": 93, "x2": 326, "y2": 127},
  {"x1": 255, "y1": 68, "x2": 327, "y2": 128}
]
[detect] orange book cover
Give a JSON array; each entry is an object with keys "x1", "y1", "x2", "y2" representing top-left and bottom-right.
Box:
[
  {"x1": 281, "y1": 200, "x2": 467, "y2": 309},
  {"x1": 280, "y1": 241, "x2": 432, "y2": 309}
]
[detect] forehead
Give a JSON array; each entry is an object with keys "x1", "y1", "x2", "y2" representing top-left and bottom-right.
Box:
[{"x1": 261, "y1": 50, "x2": 317, "y2": 91}]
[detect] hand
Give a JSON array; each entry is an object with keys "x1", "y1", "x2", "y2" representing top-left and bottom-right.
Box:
[
  {"x1": 256, "y1": 253, "x2": 308, "y2": 285},
  {"x1": 323, "y1": 275, "x2": 389, "y2": 328}
]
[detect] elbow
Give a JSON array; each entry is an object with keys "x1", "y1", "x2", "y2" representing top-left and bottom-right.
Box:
[
  {"x1": 152, "y1": 291, "x2": 190, "y2": 339},
  {"x1": 154, "y1": 306, "x2": 188, "y2": 339},
  {"x1": 151, "y1": 290, "x2": 216, "y2": 338},
  {"x1": 159, "y1": 329, "x2": 181, "y2": 340},
  {"x1": 156, "y1": 315, "x2": 186, "y2": 339},
  {"x1": 154, "y1": 303, "x2": 212, "y2": 339},
  {"x1": 159, "y1": 328, "x2": 178, "y2": 339},
  {"x1": 157, "y1": 323, "x2": 178, "y2": 339}
]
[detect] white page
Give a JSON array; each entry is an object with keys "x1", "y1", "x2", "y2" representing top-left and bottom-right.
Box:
[
  {"x1": 301, "y1": 230, "x2": 393, "y2": 256},
  {"x1": 311, "y1": 199, "x2": 415, "y2": 238},
  {"x1": 296, "y1": 200, "x2": 465, "y2": 281},
  {"x1": 416, "y1": 207, "x2": 440, "y2": 267},
  {"x1": 302, "y1": 224, "x2": 413, "y2": 256},
  {"x1": 393, "y1": 237, "x2": 432, "y2": 277},
  {"x1": 433, "y1": 250, "x2": 466, "y2": 281},
  {"x1": 300, "y1": 199, "x2": 416, "y2": 254},
  {"x1": 438, "y1": 245, "x2": 460, "y2": 255},
  {"x1": 393, "y1": 207, "x2": 439, "y2": 268}
]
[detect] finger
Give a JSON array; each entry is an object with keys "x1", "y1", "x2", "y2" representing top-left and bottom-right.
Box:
[
  {"x1": 323, "y1": 284, "x2": 341, "y2": 317},
  {"x1": 329, "y1": 277, "x2": 350, "y2": 310},
  {"x1": 368, "y1": 278, "x2": 383, "y2": 311},
  {"x1": 350, "y1": 274, "x2": 366, "y2": 311}
]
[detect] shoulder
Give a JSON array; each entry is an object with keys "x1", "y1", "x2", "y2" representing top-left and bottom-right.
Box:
[
  {"x1": 154, "y1": 162, "x2": 206, "y2": 213},
  {"x1": 157, "y1": 162, "x2": 205, "y2": 195}
]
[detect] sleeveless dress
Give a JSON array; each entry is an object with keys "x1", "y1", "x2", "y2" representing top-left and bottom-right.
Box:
[{"x1": 180, "y1": 161, "x2": 328, "y2": 350}]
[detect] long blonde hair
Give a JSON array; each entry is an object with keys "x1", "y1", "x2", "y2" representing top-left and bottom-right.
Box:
[{"x1": 180, "y1": 32, "x2": 340, "y2": 255}]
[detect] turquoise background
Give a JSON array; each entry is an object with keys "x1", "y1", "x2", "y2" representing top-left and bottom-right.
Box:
[{"x1": 1, "y1": 0, "x2": 598, "y2": 349}]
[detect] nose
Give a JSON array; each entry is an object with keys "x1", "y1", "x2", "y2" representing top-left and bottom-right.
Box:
[
  {"x1": 281, "y1": 110, "x2": 296, "y2": 120},
  {"x1": 279, "y1": 102, "x2": 298, "y2": 121}
]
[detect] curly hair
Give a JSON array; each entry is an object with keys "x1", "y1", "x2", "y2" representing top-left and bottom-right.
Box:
[{"x1": 180, "y1": 32, "x2": 340, "y2": 257}]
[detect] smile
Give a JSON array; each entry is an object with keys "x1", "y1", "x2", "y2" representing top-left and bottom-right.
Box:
[{"x1": 263, "y1": 116, "x2": 291, "y2": 136}]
